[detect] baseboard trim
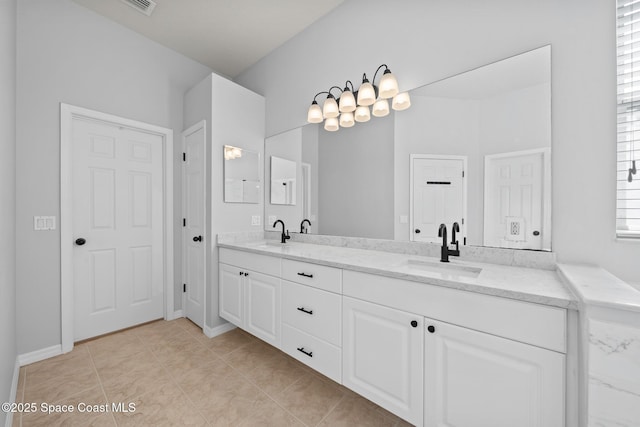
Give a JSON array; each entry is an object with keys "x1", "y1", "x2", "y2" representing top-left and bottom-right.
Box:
[
  {"x1": 203, "y1": 322, "x2": 236, "y2": 338},
  {"x1": 17, "y1": 345, "x2": 63, "y2": 367},
  {"x1": 4, "y1": 358, "x2": 20, "y2": 427},
  {"x1": 168, "y1": 310, "x2": 183, "y2": 321}
]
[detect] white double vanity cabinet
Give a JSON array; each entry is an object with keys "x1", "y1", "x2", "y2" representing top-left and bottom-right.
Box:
[{"x1": 218, "y1": 243, "x2": 572, "y2": 427}]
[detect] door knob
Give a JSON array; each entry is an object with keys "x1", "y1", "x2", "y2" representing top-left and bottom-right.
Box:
[
  {"x1": 411, "y1": 320, "x2": 418, "y2": 328},
  {"x1": 427, "y1": 325, "x2": 436, "y2": 333},
  {"x1": 75, "y1": 238, "x2": 86, "y2": 246},
  {"x1": 193, "y1": 235, "x2": 202, "y2": 242},
  {"x1": 415, "y1": 229, "x2": 421, "y2": 234},
  {"x1": 533, "y1": 230, "x2": 540, "y2": 236}
]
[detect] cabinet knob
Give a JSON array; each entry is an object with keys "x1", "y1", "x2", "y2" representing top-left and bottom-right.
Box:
[
  {"x1": 414, "y1": 229, "x2": 421, "y2": 234},
  {"x1": 427, "y1": 325, "x2": 436, "y2": 333},
  {"x1": 411, "y1": 320, "x2": 418, "y2": 328},
  {"x1": 75, "y1": 238, "x2": 86, "y2": 246}
]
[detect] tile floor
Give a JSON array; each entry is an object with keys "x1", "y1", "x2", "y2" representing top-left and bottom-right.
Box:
[{"x1": 12, "y1": 319, "x2": 412, "y2": 426}]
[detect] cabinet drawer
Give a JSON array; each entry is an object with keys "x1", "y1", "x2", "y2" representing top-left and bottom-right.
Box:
[
  {"x1": 281, "y1": 259, "x2": 342, "y2": 293},
  {"x1": 219, "y1": 248, "x2": 280, "y2": 277},
  {"x1": 281, "y1": 280, "x2": 341, "y2": 347},
  {"x1": 343, "y1": 270, "x2": 566, "y2": 353},
  {"x1": 281, "y1": 323, "x2": 341, "y2": 383}
]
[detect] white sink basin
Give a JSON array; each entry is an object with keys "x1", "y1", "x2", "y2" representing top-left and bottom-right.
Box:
[
  {"x1": 402, "y1": 259, "x2": 482, "y2": 278},
  {"x1": 245, "y1": 241, "x2": 290, "y2": 249}
]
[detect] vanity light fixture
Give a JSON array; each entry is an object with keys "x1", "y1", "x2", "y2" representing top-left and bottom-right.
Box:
[
  {"x1": 224, "y1": 145, "x2": 242, "y2": 160},
  {"x1": 306, "y1": 64, "x2": 410, "y2": 131}
]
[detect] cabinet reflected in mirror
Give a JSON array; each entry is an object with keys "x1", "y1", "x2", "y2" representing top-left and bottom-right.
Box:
[
  {"x1": 264, "y1": 45, "x2": 551, "y2": 251},
  {"x1": 223, "y1": 145, "x2": 260, "y2": 204}
]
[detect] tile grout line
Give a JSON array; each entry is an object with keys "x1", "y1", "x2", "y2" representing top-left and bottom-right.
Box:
[
  {"x1": 227, "y1": 356, "x2": 311, "y2": 426},
  {"x1": 142, "y1": 321, "x2": 215, "y2": 426},
  {"x1": 86, "y1": 342, "x2": 119, "y2": 426}
]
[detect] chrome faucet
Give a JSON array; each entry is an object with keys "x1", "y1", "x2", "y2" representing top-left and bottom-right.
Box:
[
  {"x1": 273, "y1": 220, "x2": 290, "y2": 244},
  {"x1": 300, "y1": 219, "x2": 311, "y2": 234},
  {"x1": 438, "y1": 223, "x2": 460, "y2": 263}
]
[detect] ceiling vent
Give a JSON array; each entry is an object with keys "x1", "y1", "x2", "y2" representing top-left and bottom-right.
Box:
[{"x1": 121, "y1": 0, "x2": 157, "y2": 16}]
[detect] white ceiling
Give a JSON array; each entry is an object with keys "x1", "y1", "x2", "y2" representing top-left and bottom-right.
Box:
[{"x1": 71, "y1": 0, "x2": 345, "y2": 78}]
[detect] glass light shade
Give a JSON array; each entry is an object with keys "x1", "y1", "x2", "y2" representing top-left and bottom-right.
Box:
[
  {"x1": 357, "y1": 82, "x2": 376, "y2": 106},
  {"x1": 231, "y1": 147, "x2": 242, "y2": 158},
  {"x1": 339, "y1": 112, "x2": 355, "y2": 127},
  {"x1": 307, "y1": 102, "x2": 323, "y2": 123},
  {"x1": 354, "y1": 105, "x2": 370, "y2": 122},
  {"x1": 324, "y1": 117, "x2": 339, "y2": 131},
  {"x1": 392, "y1": 91, "x2": 411, "y2": 111},
  {"x1": 378, "y1": 71, "x2": 399, "y2": 99},
  {"x1": 323, "y1": 96, "x2": 339, "y2": 118},
  {"x1": 372, "y1": 98, "x2": 390, "y2": 117},
  {"x1": 339, "y1": 90, "x2": 356, "y2": 113}
]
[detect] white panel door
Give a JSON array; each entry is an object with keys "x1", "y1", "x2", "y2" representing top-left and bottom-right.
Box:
[
  {"x1": 72, "y1": 119, "x2": 164, "y2": 341},
  {"x1": 484, "y1": 150, "x2": 545, "y2": 249},
  {"x1": 412, "y1": 157, "x2": 465, "y2": 243},
  {"x1": 219, "y1": 263, "x2": 244, "y2": 327},
  {"x1": 424, "y1": 318, "x2": 565, "y2": 427},
  {"x1": 245, "y1": 271, "x2": 281, "y2": 347},
  {"x1": 182, "y1": 122, "x2": 206, "y2": 328},
  {"x1": 343, "y1": 296, "x2": 424, "y2": 426}
]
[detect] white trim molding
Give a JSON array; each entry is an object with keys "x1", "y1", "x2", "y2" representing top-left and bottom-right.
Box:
[
  {"x1": 17, "y1": 345, "x2": 63, "y2": 366},
  {"x1": 204, "y1": 322, "x2": 236, "y2": 339},
  {"x1": 4, "y1": 358, "x2": 20, "y2": 427},
  {"x1": 60, "y1": 103, "x2": 174, "y2": 353}
]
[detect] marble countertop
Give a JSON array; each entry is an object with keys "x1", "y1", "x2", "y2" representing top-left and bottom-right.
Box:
[
  {"x1": 218, "y1": 239, "x2": 578, "y2": 310},
  {"x1": 558, "y1": 264, "x2": 640, "y2": 313}
]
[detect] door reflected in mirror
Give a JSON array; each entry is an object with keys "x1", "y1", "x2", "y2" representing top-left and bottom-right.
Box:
[
  {"x1": 270, "y1": 156, "x2": 297, "y2": 205},
  {"x1": 223, "y1": 145, "x2": 260, "y2": 204}
]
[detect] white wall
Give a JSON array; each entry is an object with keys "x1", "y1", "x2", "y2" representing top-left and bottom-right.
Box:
[
  {"x1": 318, "y1": 113, "x2": 395, "y2": 239},
  {"x1": 15, "y1": 0, "x2": 212, "y2": 354},
  {"x1": 184, "y1": 73, "x2": 265, "y2": 328},
  {"x1": 0, "y1": 0, "x2": 17, "y2": 423},
  {"x1": 236, "y1": 0, "x2": 640, "y2": 285}
]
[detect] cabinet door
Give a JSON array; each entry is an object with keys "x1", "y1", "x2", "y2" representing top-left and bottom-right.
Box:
[
  {"x1": 245, "y1": 271, "x2": 281, "y2": 347},
  {"x1": 219, "y1": 263, "x2": 244, "y2": 327},
  {"x1": 343, "y1": 296, "x2": 424, "y2": 426},
  {"x1": 424, "y1": 318, "x2": 565, "y2": 427}
]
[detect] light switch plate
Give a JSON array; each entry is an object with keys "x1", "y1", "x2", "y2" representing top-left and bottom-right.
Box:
[
  {"x1": 251, "y1": 215, "x2": 261, "y2": 226},
  {"x1": 34, "y1": 216, "x2": 56, "y2": 231}
]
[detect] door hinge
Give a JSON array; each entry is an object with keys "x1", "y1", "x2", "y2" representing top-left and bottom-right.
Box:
[
  {"x1": 183, "y1": 218, "x2": 186, "y2": 227},
  {"x1": 183, "y1": 283, "x2": 186, "y2": 293},
  {"x1": 182, "y1": 152, "x2": 186, "y2": 162},
  {"x1": 461, "y1": 218, "x2": 465, "y2": 225},
  {"x1": 462, "y1": 170, "x2": 465, "y2": 178},
  {"x1": 464, "y1": 237, "x2": 467, "y2": 245}
]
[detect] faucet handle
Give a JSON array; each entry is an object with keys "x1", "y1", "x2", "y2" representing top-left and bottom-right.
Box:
[{"x1": 285, "y1": 230, "x2": 291, "y2": 240}]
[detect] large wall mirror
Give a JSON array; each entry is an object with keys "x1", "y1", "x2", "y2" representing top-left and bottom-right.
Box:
[{"x1": 264, "y1": 45, "x2": 552, "y2": 251}]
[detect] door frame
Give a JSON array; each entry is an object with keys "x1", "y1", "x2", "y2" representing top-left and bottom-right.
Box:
[
  {"x1": 60, "y1": 103, "x2": 174, "y2": 353},
  {"x1": 483, "y1": 147, "x2": 551, "y2": 250},
  {"x1": 181, "y1": 120, "x2": 207, "y2": 326},
  {"x1": 409, "y1": 154, "x2": 468, "y2": 243}
]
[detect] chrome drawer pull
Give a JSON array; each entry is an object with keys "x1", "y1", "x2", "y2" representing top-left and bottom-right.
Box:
[
  {"x1": 297, "y1": 272, "x2": 314, "y2": 278},
  {"x1": 297, "y1": 307, "x2": 313, "y2": 315},
  {"x1": 297, "y1": 347, "x2": 313, "y2": 358}
]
